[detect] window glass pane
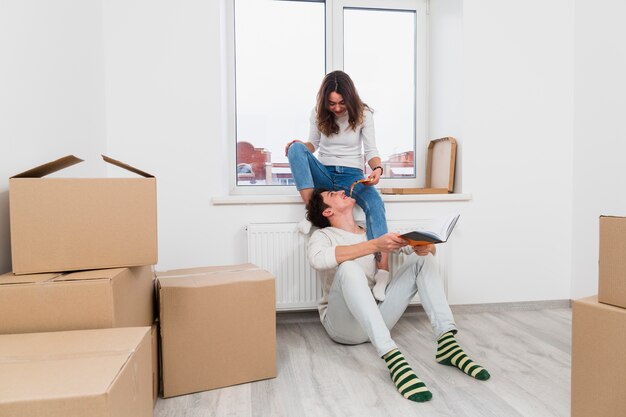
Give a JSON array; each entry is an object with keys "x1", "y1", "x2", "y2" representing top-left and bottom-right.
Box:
[
  {"x1": 344, "y1": 8, "x2": 416, "y2": 178},
  {"x1": 235, "y1": 0, "x2": 325, "y2": 186}
]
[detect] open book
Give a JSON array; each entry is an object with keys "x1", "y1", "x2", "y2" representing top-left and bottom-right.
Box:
[{"x1": 400, "y1": 214, "x2": 460, "y2": 246}]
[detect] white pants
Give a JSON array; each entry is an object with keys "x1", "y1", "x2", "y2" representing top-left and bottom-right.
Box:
[{"x1": 322, "y1": 253, "x2": 457, "y2": 357}]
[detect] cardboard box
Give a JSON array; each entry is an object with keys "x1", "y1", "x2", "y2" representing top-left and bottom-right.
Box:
[
  {"x1": 0, "y1": 266, "x2": 155, "y2": 335},
  {"x1": 571, "y1": 296, "x2": 626, "y2": 417},
  {"x1": 151, "y1": 323, "x2": 160, "y2": 404},
  {"x1": 156, "y1": 263, "x2": 276, "y2": 398},
  {"x1": 9, "y1": 154, "x2": 157, "y2": 274},
  {"x1": 0, "y1": 327, "x2": 153, "y2": 417},
  {"x1": 599, "y1": 215, "x2": 626, "y2": 308}
]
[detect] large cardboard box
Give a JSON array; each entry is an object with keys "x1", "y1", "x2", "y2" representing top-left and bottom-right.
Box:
[
  {"x1": 0, "y1": 266, "x2": 155, "y2": 335},
  {"x1": 571, "y1": 296, "x2": 626, "y2": 417},
  {"x1": 599, "y1": 215, "x2": 626, "y2": 308},
  {"x1": 0, "y1": 327, "x2": 153, "y2": 417},
  {"x1": 9, "y1": 155, "x2": 157, "y2": 274},
  {"x1": 156, "y1": 263, "x2": 276, "y2": 398}
]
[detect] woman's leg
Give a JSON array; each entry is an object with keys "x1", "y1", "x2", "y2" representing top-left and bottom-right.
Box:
[
  {"x1": 350, "y1": 183, "x2": 388, "y2": 240},
  {"x1": 340, "y1": 171, "x2": 391, "y2": 285},
  {"x1": 332, "y1": 166, "x2": 388, "y2": 238},
  {"x1": 287, "y1": 142, "x2": 333, "y2": 204}
]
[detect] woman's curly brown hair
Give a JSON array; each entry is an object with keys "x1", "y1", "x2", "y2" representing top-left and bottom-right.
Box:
[{"x1": 315, "y1": 71, "x2": 370, "y2": 137}]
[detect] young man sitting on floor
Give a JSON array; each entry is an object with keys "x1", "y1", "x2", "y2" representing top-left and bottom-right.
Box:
[{"x1": 306, "y1": 188, "x2": 490, "y2": 403}]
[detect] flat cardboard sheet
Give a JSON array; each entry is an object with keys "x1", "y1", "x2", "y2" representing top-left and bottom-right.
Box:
[{"x1": 381, "y1": 137, "x2": 456, "y2": 195}]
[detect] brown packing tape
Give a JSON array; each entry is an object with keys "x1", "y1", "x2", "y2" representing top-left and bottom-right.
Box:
[
  {"x1": 156, "y1": 263, "x2": 259, "y2": 277},
  {"x1": 0, "y1": 349, "x2": 136, "y2": 364},
  {"x1": 0, "y1": 272, "x2": 64, "y2": 285},
  {"x1": 156, "y1": 267, "x2": 263, "y2": 279},
  {"x1": 52, "y1": 269, "x2": 126, "y2": 282}
]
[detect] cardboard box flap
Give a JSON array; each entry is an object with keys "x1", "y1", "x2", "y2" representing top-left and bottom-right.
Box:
[
  {"x1": 575, "y1": 295, "x2": 626, "y2": 313},
  {"x1": 156, "y1": 263, "x2": 258, "y2": 278},
  {"x1": 102, "y1": 155, "x2": 154, "y2": 178},
  {"x1": 1, "y1": 353, "x2": 131, "y2": 401},
  {"x1": 0, "y1": 327, "x2": 150, "y2": 357},
  {"x1": 52, "y1": 268, "x2": 126, "y2": 282},
  {"x1": 0, "y1": 272, "x2": 61, "y2": 285},
  {"x1": 11, "y1": 155, "x2": 84, "y2": 179},
  {"x1": 157, "y1": 268, "x2": 274, "y2": 288}
]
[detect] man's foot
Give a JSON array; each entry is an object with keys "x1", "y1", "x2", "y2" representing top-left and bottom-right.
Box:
[
  {"x1": 383, "y1": 349, "x2": 432, "y2": 402},
  {"x1": 436, "y1": 331, "x2": 490, "y2": 380},
  {"x1": 372, "y1": 269, "x2": 390, "y2": 301},
  {"x1": 297, "y1": 218, "x2": 312, "y2": 234}
]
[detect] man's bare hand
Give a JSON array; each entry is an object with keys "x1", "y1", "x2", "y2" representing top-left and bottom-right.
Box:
[{"x1": 373, "y1": 233, "x2": 408, "y2": 253}]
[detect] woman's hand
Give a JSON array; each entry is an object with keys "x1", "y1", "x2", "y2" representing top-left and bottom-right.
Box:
[
  {"x1": 365, "y1": 167, "x2": 382, "y2": 186},
  {"x1": 284, "y1": 139, "x2": 302, "y2": 156}
]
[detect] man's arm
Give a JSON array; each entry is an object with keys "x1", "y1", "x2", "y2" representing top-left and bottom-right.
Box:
[
  {"x1": 335, "y1": 233, "x2": 407, "y2": 264},
  {"x1": 308, "y1": 231, "x2": 407, "y2": 270}
]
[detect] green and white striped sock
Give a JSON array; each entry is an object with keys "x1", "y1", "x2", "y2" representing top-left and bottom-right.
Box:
[
  {"x1": 383, "y1": 349, "x2": 432, "y2": 402},
  {"x1": 436, "y1": 331, "x2": 490, "y2": 380}
]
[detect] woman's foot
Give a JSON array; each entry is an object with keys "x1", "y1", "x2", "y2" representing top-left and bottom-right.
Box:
[{"x1": 372, "y1": 269, "x2": 390, "y2": 301}]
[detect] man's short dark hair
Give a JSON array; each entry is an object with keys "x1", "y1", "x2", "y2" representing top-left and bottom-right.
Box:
[{"x1": 306, "y1": 188, "x2": 331, "y2": 229}]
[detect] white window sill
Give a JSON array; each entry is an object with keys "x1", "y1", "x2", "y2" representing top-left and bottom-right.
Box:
[{"x1": 212, "y1": 193, "x2": 472, "y2": 205}]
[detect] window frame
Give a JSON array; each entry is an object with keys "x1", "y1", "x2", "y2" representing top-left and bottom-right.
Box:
[{"x1": 224, "y1": 0, "x2": 429, "y2": 195}]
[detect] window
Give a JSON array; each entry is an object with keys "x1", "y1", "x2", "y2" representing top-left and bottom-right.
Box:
[{"x1": 226, "y1": 0, "x2": 428, "y2": 193}]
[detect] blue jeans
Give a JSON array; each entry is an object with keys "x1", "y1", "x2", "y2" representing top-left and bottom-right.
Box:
[{"x1": 287, "y1": 142, "x2": 388, "y2": 239}]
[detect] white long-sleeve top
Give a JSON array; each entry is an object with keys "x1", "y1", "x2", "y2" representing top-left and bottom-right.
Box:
[
  {"x1": 308, "y1": 108, "x2": 380, "y2": 169},
  {"x1": 307, "y1": 226, "x2": 377, "y2": 320}
]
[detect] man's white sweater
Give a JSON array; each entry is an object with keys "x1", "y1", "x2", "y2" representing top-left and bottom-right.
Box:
[{"x1": 307, "y1": 226, "x2": 377, "y2": 320}]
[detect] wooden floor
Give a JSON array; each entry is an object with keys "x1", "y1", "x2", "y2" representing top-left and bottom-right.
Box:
[{"x1": 155, "y1": 305, "x2": 572, "y2": 417}]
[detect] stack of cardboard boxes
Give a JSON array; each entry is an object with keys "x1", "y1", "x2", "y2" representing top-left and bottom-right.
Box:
[
  {"x1": 0, "y1": 155, "x2": 158, "y2": 416},
  {"x1": 0, "y1": 155, "x2": 277, "y2": 415},
  {"x1": 571, "y1": 215, "x2": 626, "y2": 417}
]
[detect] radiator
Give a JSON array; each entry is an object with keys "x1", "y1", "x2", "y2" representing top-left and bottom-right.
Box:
[{"x1": 247, "y1": 221, "x2": 449, "y2": 311}]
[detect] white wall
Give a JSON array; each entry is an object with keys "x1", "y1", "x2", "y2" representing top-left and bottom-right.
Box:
[
  {"x1": 430, "y1": 0, "x2": 464, "y2": 192},
  {"x1": 101, "y1": 0, "x2": 575, "y2": 305},
  {"x1": 0, "y1": 0, "x2": 106, "y2": 274},
  {"x1": 449, "y1": 0, "x2": 575, "y2": 303},
  {"x1": 3, "y1": 0, "x2": 608, "y2": 306},
  {"x1": 571, "y1": 0, "x2": 626, "y2": 299},
  {"x1": 101, "y1": 0, "x2": 264, "y2": 270}
]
